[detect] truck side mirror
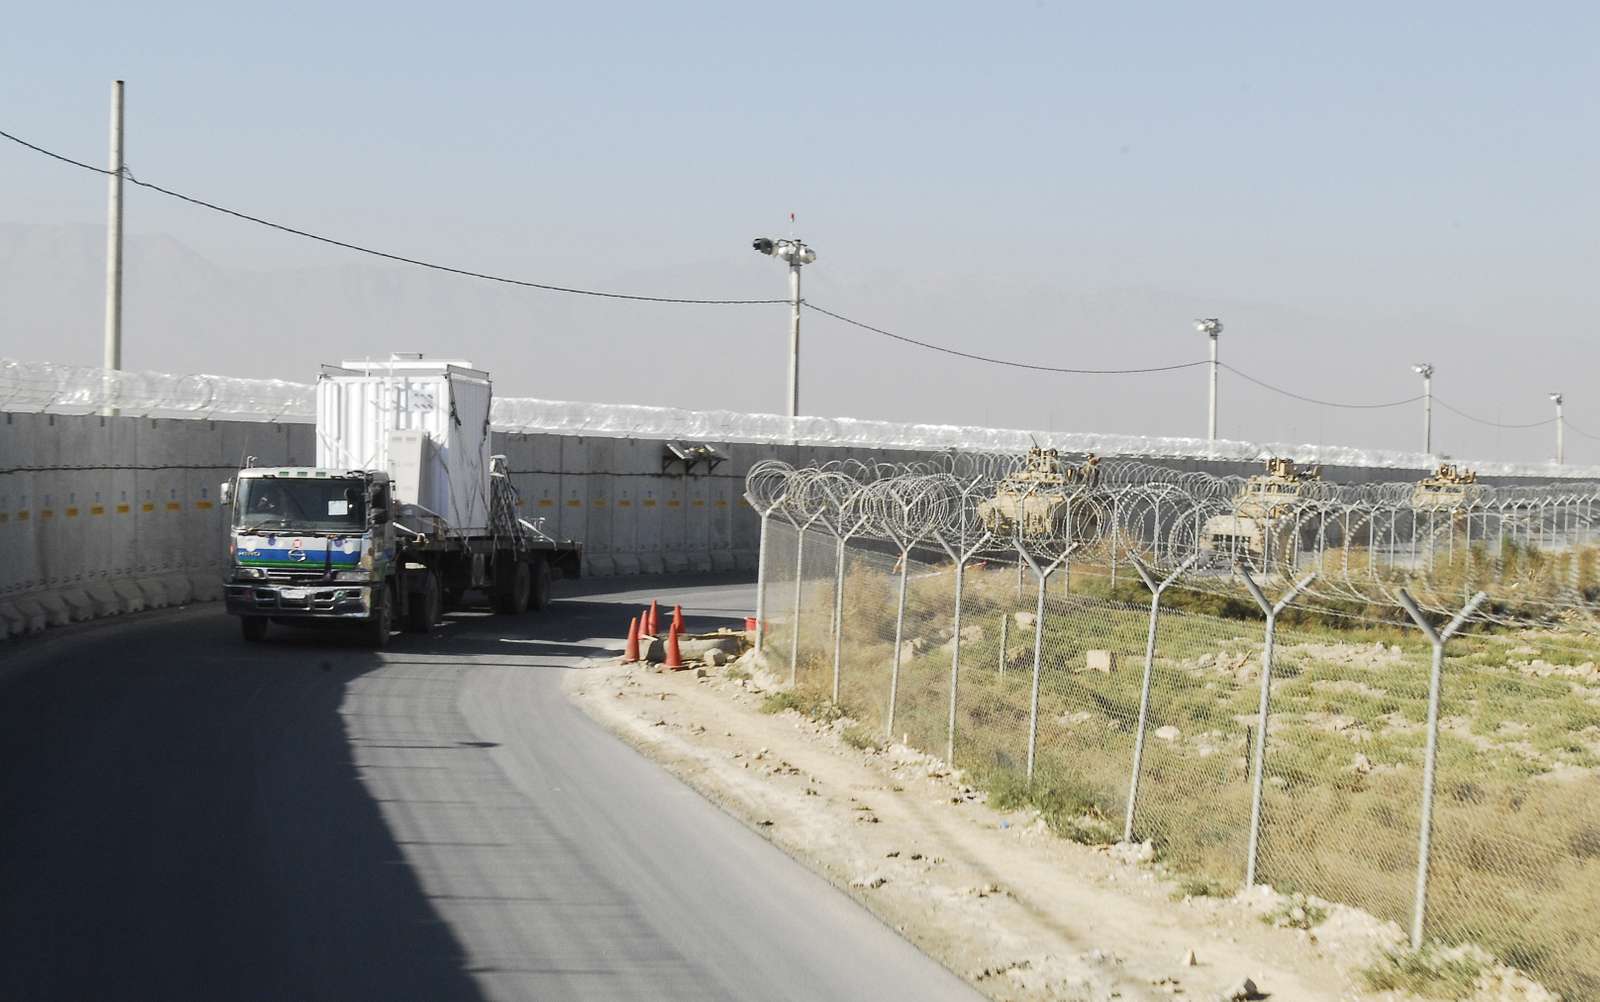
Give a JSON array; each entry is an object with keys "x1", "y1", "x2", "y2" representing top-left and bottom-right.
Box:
[{"x1": 219, "y1": 481, "x2": 233, "y2": 506}]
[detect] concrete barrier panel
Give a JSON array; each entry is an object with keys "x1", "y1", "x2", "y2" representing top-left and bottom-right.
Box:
[{"x1": 584, "y1": 438, "x2": 614, "y2": 575}]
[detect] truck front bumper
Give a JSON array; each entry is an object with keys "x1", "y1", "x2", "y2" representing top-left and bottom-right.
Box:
[{"x1": 225, "y1": 582, "x2": 373, "y2": 620}]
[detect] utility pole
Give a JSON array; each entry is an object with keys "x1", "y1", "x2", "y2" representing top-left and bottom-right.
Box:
[
  {"x1": 1195, "y1": 318, "x2": 1222, "y2": 454},
  {"x1": 752, "y1": 234, "x2": 817, "y2": 421},
  {"x1": 1551, "y1": 393, "x2": 1564, "y2": 465},
  {"x1": 102, "y1": 79, "x2": 125, "y2": 417},
  {"x1": 1413, "y1": 363, "x2": 1433, "y2": 456},
  {"x1": 788, "y1": 259, "x2": 801, "y2": 418}
]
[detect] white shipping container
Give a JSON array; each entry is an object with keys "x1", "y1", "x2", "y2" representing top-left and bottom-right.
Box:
[{"x1": 315, "y1": 356, "x2": 493, "y2": 534}]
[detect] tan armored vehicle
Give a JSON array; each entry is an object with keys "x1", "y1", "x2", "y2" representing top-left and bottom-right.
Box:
[
  {"x1": 1202, "y1": 458, "x2": 1322, "y2": 560},
  {"x1": 978, "y1": 449, "x2": 1101, "y2": 540},
  {"x1": 1411, "y1": 463, "x2": 1478, "y2": 510}
]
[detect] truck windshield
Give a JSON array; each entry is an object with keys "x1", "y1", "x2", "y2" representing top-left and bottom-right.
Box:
[{"x1": 236, "y1": 478, "x2": 366, "y2": 532}]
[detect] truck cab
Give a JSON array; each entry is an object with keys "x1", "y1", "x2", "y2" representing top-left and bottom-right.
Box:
[{"x1": 222, "y1": 467, "x2": 397, "y2": 643}]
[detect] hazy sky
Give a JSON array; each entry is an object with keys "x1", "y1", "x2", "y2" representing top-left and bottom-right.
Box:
[{"x1": 3, "y1": 2, "x2": 1597, "y2": 464}]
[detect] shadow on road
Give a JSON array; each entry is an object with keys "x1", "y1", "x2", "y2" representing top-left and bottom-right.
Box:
[
  {"x1": 0, "y1": 577, "x2": 755, "y2": 1001},
  {"x1": 0, "y1": 612, "x2": 489, "y2": 1002}
]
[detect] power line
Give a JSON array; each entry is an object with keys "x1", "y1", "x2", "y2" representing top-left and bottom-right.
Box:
[
  {"x1": 801, "y1": 302, "x2": 1209, "y2": 374},
  {"x1": 1562, "y1": 416, "x2": 1600, "y2": 441},
  {"x1": 1433, "y1": 396, "x2": 1555, "y2": 429},
  {"x1": 1217, "y1": 362, "x2": 1421, "y2": 409},
  {"x1": 0, "y1": 127, "x2": 787, "y2": 307}
]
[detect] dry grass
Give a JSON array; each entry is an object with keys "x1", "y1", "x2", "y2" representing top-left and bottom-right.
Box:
[{"x1": 762, "y1": 544, "x2": 1600, "y2": 998}]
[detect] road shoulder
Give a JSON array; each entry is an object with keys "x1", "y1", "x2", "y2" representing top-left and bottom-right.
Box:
[{"x1": 565, "y1": 653, "x2": 1394, "y2": 1002}]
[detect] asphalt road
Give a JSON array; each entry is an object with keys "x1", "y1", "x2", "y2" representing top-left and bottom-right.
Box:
[{"x1": 0, "y1": 575, "x2": 977, "y2": 1002}]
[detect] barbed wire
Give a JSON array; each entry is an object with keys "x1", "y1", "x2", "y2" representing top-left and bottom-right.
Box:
[{"x1": 749, "y1": 451, "x2": 1600, "y2": 629}]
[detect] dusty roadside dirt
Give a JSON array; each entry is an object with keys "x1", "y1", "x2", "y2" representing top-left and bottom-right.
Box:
[{"x1": 566, "y1": 653, "x2": 1422, "y2": 1002}]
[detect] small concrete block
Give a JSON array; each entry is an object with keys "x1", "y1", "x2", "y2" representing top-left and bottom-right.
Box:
[
  {"x1": 137, "y1": 579, "x2": 170, "y2": 609},
  {"x1": 59, "y1": 588, "x2": 97, "y2": 622},
  {"x1": 188, "y1": 574, "x2": 222, "y2": 602},
  {"x1": 85, "y1": 582, "x2": 121, "y2": 616},
  {"x1": 111, "y1": 580, "x2": 147, "y2": 613},
  {"x1": 662, "y1": 553, "x2": 691, "y2": 574},
  {"x1": 1086, "y1": 650, "x2": 1117, "y2": 673},
  {"x1": 585, "y1": 555, "x2": 617, "y2": 578},
  {"x1": 639, "y1": 554, "x2": 666, "y2": 575},
  {"x1": 612, "y1": 553, "x2": 643, "y2": 576},
  {"x1": 688, "y1": 554, "x2": 714, "y2": 573},
  {"x1": 17, "y1": 597, "x2": 52, "y2": 632},
  {"x1": 160, "y1": 576, "x2": 194, "y2": 606},
  {"x1": 36, "y1": 591, "x2": 72, "y2": 627},
  {"x1": 0, "y1": 601, "x2": 23, "y2": 636}
]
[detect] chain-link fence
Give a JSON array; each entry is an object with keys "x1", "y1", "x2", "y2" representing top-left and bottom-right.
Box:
[{"x1": 748, "y1": 453, "x2": 1600, "y2": 998}]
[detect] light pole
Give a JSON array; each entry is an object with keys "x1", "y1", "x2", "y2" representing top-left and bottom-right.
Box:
[
  {"x1": 1551, "y1": 393, "x2": 1564, "y2": 465},
  {"x1": 1195, "y1": 318, "x2": 1222, "y2": 453},
  {"x1": 1413, "y1": 363, "x2": 1434, "y2": 456},
  {"x1": 752, "y1": 236, "x2": 817, "y2": 420},
  {"x1": 102, "y1": 79, "x2": 126, "y2": 417}
]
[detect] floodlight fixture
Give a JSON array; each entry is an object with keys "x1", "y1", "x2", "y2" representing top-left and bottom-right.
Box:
[
  {"x1": 1413, "y1": 363, "x2": 1433, "y2": 379},
  {"x1": 752, "y1": 234, "x2": 819, "y2": 421},
  {"x1": 1194, "y1": 318, "x2": 1223, "y2": 338}
]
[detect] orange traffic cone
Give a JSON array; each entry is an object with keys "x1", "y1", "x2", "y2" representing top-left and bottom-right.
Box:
[
  {"x1": 671, "y1": 604, "x2": 684, "y2": 634},
  {"x1": 624, "y1": 616, "x2": 640, "y2": 662},
  {"x1": 664, "y1": 622, "x2": 683, "y2": 670},
  {"x1": 647, "y1": 600, "x2": 661, "y2": 636},
  {"x1": 641, "y1": 606, "x2": 654, "y2": 636}
]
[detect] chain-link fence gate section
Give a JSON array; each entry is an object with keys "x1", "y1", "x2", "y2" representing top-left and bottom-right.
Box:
[{"x1": 746, "y1": 453, "x2": 1600, "y2": 998}]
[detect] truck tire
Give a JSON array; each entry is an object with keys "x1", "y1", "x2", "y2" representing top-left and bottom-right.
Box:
[
  {"x1": 529, "y1": 555, "x2": 552, "y2": 611},
  {"x1": 407, "y1": 570, "x2": 440, "y2": 634},
  {"x1": 366, "y1": 587, "x2": 393, "y2": 648},
  {"x1": 240, "y1": 617, "x2": 269, "y2": 642},
  {"x1": 494, "y1": 558, "x2": 531, "y2": 615}
]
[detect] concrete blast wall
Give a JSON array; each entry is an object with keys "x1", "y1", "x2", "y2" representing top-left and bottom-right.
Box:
[
  {"x1": 0, "y1": 412, "x2": 312, "y2": 639},
  {"x1": 0, "y1": 411, "x2": 927, "y2": 641}
]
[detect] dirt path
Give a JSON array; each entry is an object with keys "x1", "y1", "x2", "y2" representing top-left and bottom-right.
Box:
[{"x1": 564, "y1": 651, "x2": 1432, "y2": 1002}]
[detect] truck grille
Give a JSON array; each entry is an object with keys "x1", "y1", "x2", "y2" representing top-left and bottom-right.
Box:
[{"x1": 265, "y1": 568, "x2": 327, "y2": 583}]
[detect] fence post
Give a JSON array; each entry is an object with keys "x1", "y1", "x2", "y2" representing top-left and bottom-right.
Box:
[
  {"x1": 1238, "y1": 569, "x2": 1318, "y2": 888},
  {"x1": 1016, "y1": 541, "x2": 1077, "y2": 782},
  {"x1": 885, "y1": 541, "x2": 913, "y2": 741},
  {"x1": 1396, "y1": 588, "x2": 1486, "y2": 950},
  {"x1": 788, "y1": 513, "x2": 820, "y2": 687},
  {"x1": 754, "y1": 509, "x2": 771, "y2": 654},
  {"x1": 932, "y1": 528, "x2": 991, "y2": 766},
  {"x1": 831, "y1": 535, "x2": 847, "y2": 702},
  {"x1": 1122, "y1": 552, "x2": 1199, "y2": 843},
  {"x1": 998, "y1": 614, "x2": 1009, "y2": 674}
]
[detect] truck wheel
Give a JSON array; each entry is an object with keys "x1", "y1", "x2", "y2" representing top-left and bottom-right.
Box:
[
  {"x1": 240, "y1": 617, "x2": 269, "y2": 642},
  {"x1": 366, "y1": 588, "x2": 393, "y2": 648},
  {"x1": 495, "y1": 559, "x2": 531, "y2": 614},
  {"x1": 407, "y1": 571, "x2": 440, "y2": 634},
  {"x1": 529, "y1": 555, "x2": 552, "y2": 611}
]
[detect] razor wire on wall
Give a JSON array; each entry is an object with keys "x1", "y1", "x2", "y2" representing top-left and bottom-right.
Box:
[
  {"x1": 7, "y1": 358, "x2": 1600, "y2": 480},
  {"x1": 748, "y1": 450, "x2": 1600, "y2": 998}
]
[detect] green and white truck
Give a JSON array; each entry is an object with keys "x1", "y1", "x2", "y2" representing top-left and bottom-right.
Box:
[{"x1": 221, "y1": 357, "x2": 580, "y2": 645}]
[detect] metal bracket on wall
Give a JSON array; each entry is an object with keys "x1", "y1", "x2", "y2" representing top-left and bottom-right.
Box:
[{"x1": 662, "y1": 441, "x2": 725, "y2": 476}]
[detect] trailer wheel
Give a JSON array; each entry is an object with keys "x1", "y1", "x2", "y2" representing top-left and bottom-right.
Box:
[
  {"x1": 407, "y1": 570, "x2": 440, "y2": 634},
  {"x1": 240, "y1": 617, "x2": 269, "y2": 642},
  {"x1": 366, "y1": 586, "x2": 393, "y2": 648},
  {"x1": 529, "y1": 555, "x2": 552, "y2": 611},
  {"x1": 494, "y1": 558, "x2": 531, "y2": 614}
]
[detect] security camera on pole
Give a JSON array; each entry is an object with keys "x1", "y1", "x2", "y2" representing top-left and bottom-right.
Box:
[
  {"x1": 1194, "y1": 318, "x2": 1223, "y2": 455},
  {"x1": 752, "y1": 231, "x2": 817, "y2": 424},
  {"x1": 1413, "y1": 363, "x2": 1434, "y2": 456}
]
